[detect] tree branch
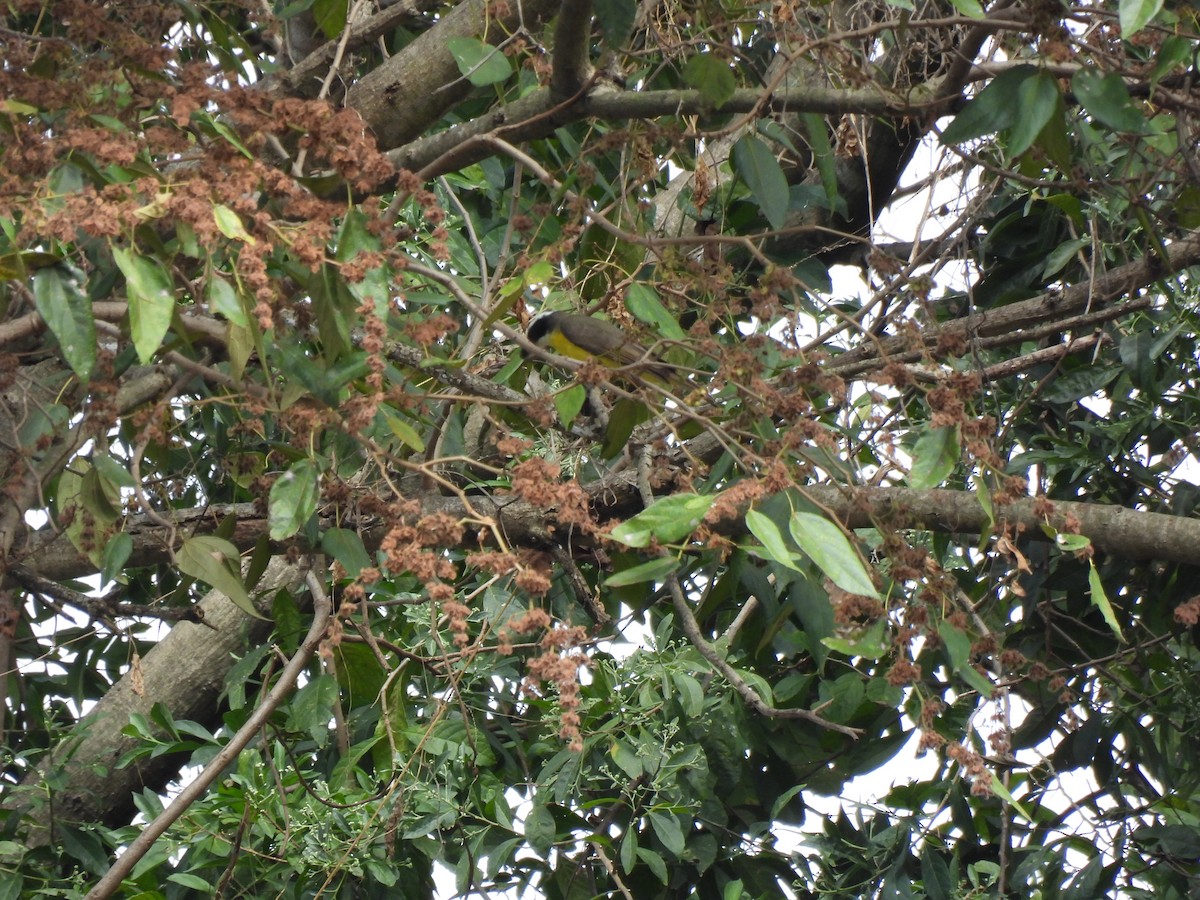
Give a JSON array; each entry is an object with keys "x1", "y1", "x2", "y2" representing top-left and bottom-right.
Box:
[
  {"x1": 666, "y1": 573, "x2": 862, "y2": 737},
  {"x1": 83, "y1": 566, "x2": 331, "y2": 900},
  {"x1": 279, "y1": 0, "x2": 444, "y2": 98},
  {"x1": 551, "y1": 0, "x2": 594, "y2": 98},
  {"x1": 830, "y1": 229, "x2": 1200, "y2": 377},
  {"x1": 346, "y1": 0, "x2": 561, "y2": 150},
  {"x1": 9, "y1": 558, "x2": 312, "y2": 844},
  {"x1": 390, "y1": 83, "x2": 951, "y2": 178}
]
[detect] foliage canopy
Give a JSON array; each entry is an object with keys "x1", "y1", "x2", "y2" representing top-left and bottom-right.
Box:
[{"x1": 2, "y1": 0, "x2": 1200, "y2": 897}]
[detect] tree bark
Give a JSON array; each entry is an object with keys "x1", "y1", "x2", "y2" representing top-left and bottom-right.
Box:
[{"x1": 9, "y1": 557, "x2": 311, "y2": 846}]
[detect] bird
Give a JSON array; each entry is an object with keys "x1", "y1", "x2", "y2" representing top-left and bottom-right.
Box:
[{"x1": 525, "y1": 310, "x2": 674, "y2": 383}]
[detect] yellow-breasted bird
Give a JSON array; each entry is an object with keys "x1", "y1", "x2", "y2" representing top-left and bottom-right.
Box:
[{"x1": 525, "y1": 311, "x2": 674, "y2": 383}]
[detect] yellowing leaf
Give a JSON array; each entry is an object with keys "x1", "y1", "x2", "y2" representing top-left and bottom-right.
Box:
[{"x1": 213, "y1": 204, "x2": 256, "y2": 244}]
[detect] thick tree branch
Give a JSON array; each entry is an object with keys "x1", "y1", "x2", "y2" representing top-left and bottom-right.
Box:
[
  {"x1": 830, "y1": 230, "x2": 1200, "y2": 377},
  {"x1": 10, "y1": 557, "x2": 313, "y2": 845},
  {"x1": 82, "y1": 566, "x2": 330, "y2": 900},
  {"x1": 279, "y1": 0, "x2": 444, "y2": 98},
  {"x1": 17, "y1": 468, "x2": 1200, "y2": 592},
  {"x1": 551, "y1": 0, "x2": 594, "y2": 98},
  {"x1": 346, "y1": 0, "x2": 560, "y2": 150},
  {"x1": 390, "y1": 83, "x2": 950, "y2": 177}
]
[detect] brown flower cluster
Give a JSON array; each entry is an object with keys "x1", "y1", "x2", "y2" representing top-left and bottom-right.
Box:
[
  {"x1": 441, "y1": 598, "x2": 472, "y2": 648},
  {"x1": 378, "y1": 506, "x2": 462, "y2": 583},
  {"x1": 1174, "y1": 595, "x2": 1200, "y2": 626},
  {"x1": 495, "y1": 609, "x2": 591, "y2": 750},
  {"x1": 830, "y1": 582, "x2": 886, "y2": 627},
  {"x1": 509, "y1": 459, "x2": 597, "y2": 534},
  {"x1": 885, "y1": 657, "x2": 921, "y2": 686},
  {"x1": 946, "y1": 741, "x2": 994, "y2": 797}
]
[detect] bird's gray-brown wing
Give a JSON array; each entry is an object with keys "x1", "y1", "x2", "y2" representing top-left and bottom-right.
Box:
[{"x1": 559, "y1": 315, "x2": 674, "y2": 379}]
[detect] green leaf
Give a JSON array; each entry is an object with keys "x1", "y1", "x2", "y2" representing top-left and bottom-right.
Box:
[
  {"x1": 212, "y1": 204, "x2": 256, "y2": 243},
  {"x1": 524, "y1": 803, "x2": 556, "y2": 857},
  {"x1": 1035, "y1": 99, "x2": 1074, "y2": 173},
  {"x1": 921, "y1": 849, "x2": 954, "y2": 900},
  {"x1": 605, "y1": 555, "x2": 679, "y2": 587},
  {"x1": 192, "y1": 111, "x2": 253, "y2": 158},
  {"x1": 1175, "y1": 184, "x2": 1200, "y2": 230},
  {"x1": 909, "y1": 425, "x2": 959, "y2": 489},
  {"x1": 168, "y1": 873, "x2": 214, "y2": 890},
  {"x1": 789, "y1": 511, "x2": 879, "y2": 598},
  {"x1": 446, "y1": 37, "x2": 513, "y2": 87},
  {"x1": 1151, "y1": 35, "x2": 1194, "y2": 85},
  {"x1": 626, "y1": 283, "x2": 686, "y2": 340},
  {"x1": 946, "y1": 0, "x2": 984, "y2": 17},
  {"x1": 609, "y1": 494, "x2": 714, "y2": 547},
  {"x1": 311, "y1": 0, "x2": 348, "y2": 38},
  {"x1": 269, "y1": 460, "x2": 321, "y2": 541},
  {"x1": 673, "y1": 672, "x2": 704, "y2": 718},
  {"x1": 937, "y1": 620, "x2": 971, "y2": 672},
  {"x1": 112, "y1": 246, "x2": 174, "y2": 364},
  {"x1": 177, "y1": 535, "x2": 263, "y2": 619},
  {"x1": 973, "y1": 473, "x2": 994, "y2": 538},
  {"x1": 1118, "y1": 0, "x2": 1163, "y2": 38},
  {"x1": 92, "y1": 451, "x2": 135, "y2": 489},
  {"x1": 523, "y1": 260, "x2": 555, "y2": 287},
  {"x1": 620, "y1": 826, "x2": 638, "y2": 873},
  {"x1": 594, "y1": 0, "x2": 636, "y2": 47},
  {"x1": 206, "y1": 274, "x2": 248, "y2": 326},
  {"x1": 744, "y1": 509, "x2": 801, "y2": 571},
  {"x1": 959, "y1": 664, "x2": 994, "y2": 698},
  {"x1": 986, "y1": 772, "x2": 1032, "y2": 820},
  {"x1": 554, "y1": 384, "x2": 587, "y2": 428},
  {"x1": 732, "y1": 134, "x2": 790, "y2": 230},
  {"x1": 322, "y1": 527, "x2": 371, "y2": 578},
  {"x1": 32, "y1": 267, "x2": 96, "y2": 381},
  {"x1": 1089, "y1": 561, "x2": 1123, "y2": 640},
  {"x1": 638, "y1": 847, "x2": 668, "y2": 884},
  {"x1": 648, "y1": 812, "x2": 685, "y2": 857},
  {"x1": 800, "y1": 112, "x2": 843, "y2": 216},
  {"x1": 337, "y1": 211, "x2": 390, "y2": 318},
  {"x1": 1072, "y1": 69, "x2": 1146, "y2": 133},
  {"x1": 611, "y1": 739, "x2": 643, "y2": 778},
  {"x1": 287, "y1": 674, "x2": 338, "y2": 743},
  {"x1": 101, "y1": 532, "x2": 133, "y2": 585},
  {"x1": 601, "y1": 398, "x2": 652, "y2": 458},
  {"x1": 941, "y1": 66, "x2": 1034, "y2": 144},
  {"x1": 1042, "y1": 366, "x2": 1117, "y2": 403},
  {"x1": 1040, "y1": 237, "x2": 1089, "y2": 280},
  {"x1": 382, "y1": 411, "x2": 426, "y2": 453},
  {"x1": 683, "y1": 53, "x2": 736, "y2": 110},
  {"x1": 821, "y1": 619, "x2": 889, "y2": 659},
  {"x1": 1006, "y1": 71, "x2": 1060, "y2": 157},
  {"x1": 1132, "y1": 824, "x2": 1200, "y2": 856},
  {"x1": 0, "y1": 249, "x2": 61, "y2": 279},
  {"x1": 1053, "y1": 532, "x2": 1092, "y2": 552}
]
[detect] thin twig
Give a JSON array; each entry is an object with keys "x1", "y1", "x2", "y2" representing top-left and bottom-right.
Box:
[{"x1": 665, "y1": 574, "x2": 861, "y2": 738}]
